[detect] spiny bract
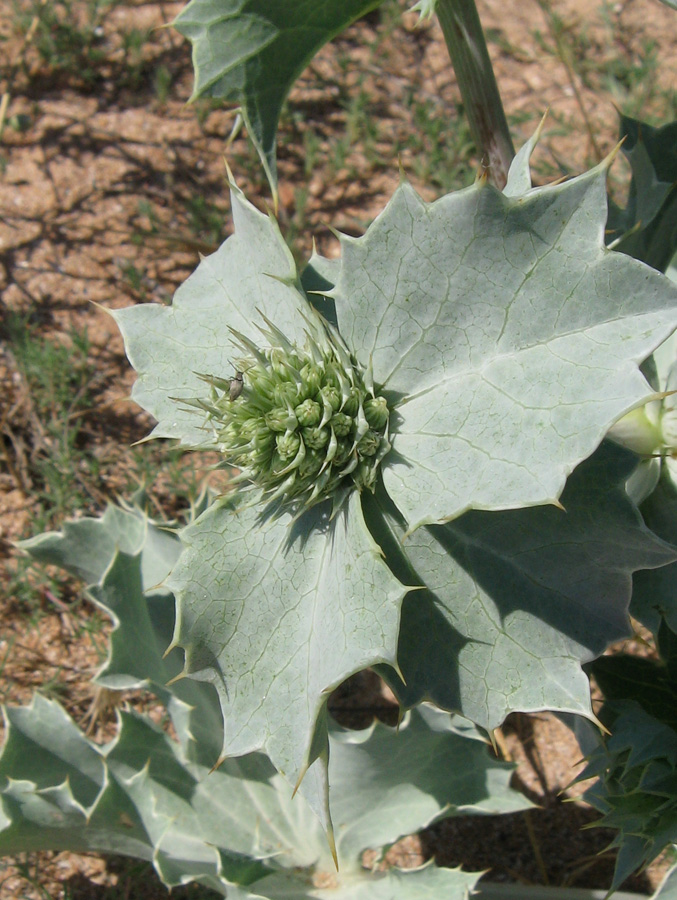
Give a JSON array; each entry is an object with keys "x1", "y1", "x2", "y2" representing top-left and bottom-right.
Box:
[{"x1": 187, "y1": 310, "x2": 390, "y2": 516}]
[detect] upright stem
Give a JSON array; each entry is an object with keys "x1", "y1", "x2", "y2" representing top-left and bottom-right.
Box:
[{"x1": 435, "y1": 0, "x2": 515, "y2": 189}]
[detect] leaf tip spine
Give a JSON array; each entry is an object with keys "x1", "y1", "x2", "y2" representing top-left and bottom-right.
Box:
[{"x1": 209, "y1": 754, "x2": 227, "y2": 775}]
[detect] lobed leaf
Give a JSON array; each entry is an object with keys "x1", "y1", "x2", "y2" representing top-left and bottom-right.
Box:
[
  {"x1": 579, "y1": 700, "x2": 677, "y2": 893},
  {"x1": 333, "y1": 164, "x2": 677, "y2": 529},
  {"x1": 166, "y1": 490, "x2": 406, "y2": 829},
  {"x1": 372, "y1": 443, "x2": 677, "y2": 729},
  {"x1": 20, "y1": 502, "x2": 223, "y2": 767},
  {"x1": 0, "y1": 692, "x2": 515, "y2": 897},
  {"x1": 606, "y1": 115, "x2": 677, "y2": 272},
  {"x1": 18, "y1": 502, "x2": 178, "y2": 589},
  {"x1": 172, "y1": 0, "x2": 383, "y2": 191},
  {"x1": 112, "y1": 185, "x2": 307, "y2": 446}
]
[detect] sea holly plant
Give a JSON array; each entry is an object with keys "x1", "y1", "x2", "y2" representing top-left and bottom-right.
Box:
[
  {"x1": 0, "y1": 500, "x2": 530, "y2": 899},
  {"x1": 8, "y1": 0, "x2": 677, "y2": 895},
  {"x1": 112, "y1": 138, "x2": 677, "y2": 831}
]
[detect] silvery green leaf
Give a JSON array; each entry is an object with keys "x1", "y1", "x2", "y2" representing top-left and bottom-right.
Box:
[
  {"x1": 113, "y1": 186, "x2": 309, "y2": 446},
  {"x1": 0, "y1": 699, "x2": 271, "y2": 894},
  {"x1": 256, "y1": 864, "x2": 480, "y2": 899},
  {"x1": 301, "y1": 251, "x2": 340, "y2": 327},
  {"x1": 328, "y1": 705, "x2": 530, "y2": 865},
  {"x1": 0, "y1": 696, "x2": 517, "y2": 897},
  {"x1": 375, "y1": 443, "x2": 676, "y2": 729},
  {"x1": 607, "y1": 116, "x2": 677, "y2": 272},
  {"x1": 633, "y1": 467, "x2": 677, "y2": 633},
  {"x1": 410, "y1": 0, "x2": 437, "y2": 20},
  {"x1": 0, "y1": 697, "x2": 154, "y2": 860},
  {"x1": 21, "y1": 505, "x2": 223, "y2": 767},
  {"x1": 334, "y1": 165, "x2": 677, "y2": 529},
  {"x1": 502, "y1": 117, "x2": 545, "y2": 197},
  {"x1": 19, "y1": 502, "x2": 179, "y2": 590},
  {"x1": 166, "y1": 490, "x2": 406, "y2": 829},
  {"x1": 88, "y1": 552, "x2": 224, "y2": 767},
  {"x1": 172, "y1": 0, "x2": 383, "y2": 191},
  {"x1": 0, "y1": 695, "x2": 104, "y2": 810},
  {"x1": 653, "y1": 864, "x2": 677, "y2": 899}
]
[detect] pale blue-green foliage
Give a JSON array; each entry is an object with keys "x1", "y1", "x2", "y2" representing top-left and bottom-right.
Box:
[
  {"x1": 332, "y1": 158, "x2": 677, "y2": 530},
  {"x1": 172, "y1": 0, "x2": 383, "y2": 191},
  {"x1": 574, "y1": 617, "x2": 677, "y2": 893},
  {"x1": 410, "y1": 0, "x2": 437, "y2": 20},
  {"x1": 166, "y1": 490, "x2": 406, "y2": 828},
  {"x1": 372, "y1": 441, "x2": 675, "y2": 730},
  {"x1": 21, "y1": 500, "x2": 224, "y2": 767},
  {"x1": 113, "y1": 148, "x2": 677, "y2": 827},
  {"x1": 654, "y1": 866, "x2": 677, "y2": 899},
  {"x1": 113, "y1": 186, "x2": 308, "y2": 447},
  {"x1": 3, "y1": 502, "x2": 530, "y2": 898},
  {"x1": 0, "y1": 697, "x2": 501, "y2": 898},
  {"x1": 607, "y1": 116, "x2": 677, "y2": 274}
]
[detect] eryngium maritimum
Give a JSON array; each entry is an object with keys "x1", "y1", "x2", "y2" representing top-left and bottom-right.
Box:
[{"x1": 192, "y1": 311, "x2": 390, "y2": 515}]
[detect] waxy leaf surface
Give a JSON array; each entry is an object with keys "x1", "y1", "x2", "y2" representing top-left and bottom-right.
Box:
[
  {"x1": 334, "y1": 166, "x2": 677, "y2": 528},
  {"x1": 607, "y1": 115, "x2": 677, "y2": 272},
  {"x1": 375, "y1": 444, "x2": 676, "y2": 729},
  {"x1": 166, "y1": 491, "x2": 406, "y2": 828},
  {"x1": 327, "y1": 705, "x2": 530, "y2": 865},
  {"x1": 173, "y1": 0, "x2": 382, "y2": 189},
  {"x1": 19, "y1": 502, "x2": 179, "y2": 589},
  {"x1": 20, "y1": 504, "x2": 224, "y2": 767},
  {"x1": 633, "y1": 467, "x2": 677, "y2": 634},
  {"x1": 1, "y1": 692, "x2": 516, "y2": 898},
  {"x1": 654, "y1": 865, "x2": 677, "y2": 899},
  {"x1": 113, "y1": 187, "x2": 308, "y2": 446}
]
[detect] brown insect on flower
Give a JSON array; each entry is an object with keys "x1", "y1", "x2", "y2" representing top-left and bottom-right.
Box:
[{"x1": 229, "y1": 371, "x2": 244, "y2": 402}]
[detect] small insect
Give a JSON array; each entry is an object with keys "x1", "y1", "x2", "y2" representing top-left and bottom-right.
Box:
[{"x1": 229, "y1": 371, "x2": 244, "y2": 401}]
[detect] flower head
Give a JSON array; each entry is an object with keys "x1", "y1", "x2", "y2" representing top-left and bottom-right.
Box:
[{"x1": 193, "y1": 310, "x2": 390, "y2": 516}]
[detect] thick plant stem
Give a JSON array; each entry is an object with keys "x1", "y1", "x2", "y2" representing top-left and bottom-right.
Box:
[{"x1": 435, "y1": 0, "x2": 515, "y2": 189}]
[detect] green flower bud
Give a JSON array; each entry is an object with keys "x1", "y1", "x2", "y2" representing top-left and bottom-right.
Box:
[
  {"x1": 266, "y1": 406, "x2": 296, "y2": 433},
  {"x1": 364, "y1": 396, "x2": 389, "y2": 430},
  {"x1": 320, "y1": 385, "x2": 341, "y2": 413},
  {"x1": 357, "y1": 430, "x2": 381, "y2": 457},
  {"x1": 300, "y1": 363, "x2": 322, "y2": 398},
  {"x1": 276, "y1": 432, "x2": 301, "y2": 460},
  {"x1": 302, "y1": 426, "x2": 329, "y2": 450},
  {"x1": 247, "y1": 441, "x2": 275, "y2": 469},
  {"x1": 298, "y1": 448, "x2": 323, "y2": 480},
  {"x1": 295, "y1": 398, "x2": 322, "y2": 427},
  {"x1": 333, "y1": 440, "x2": 353, "y2": 467},
  {"x1": 353, "y1": 458, "x2": 378, "y2": 491},
  {"x1": 330, "y1": 412, "x2": 353, "y2": 437},
  {"x1": 342, "y1": 390, "x2": 360, "y2": 417},
  {"x1": 238, "y1": 417, "x2": 261, "y2": 441},
  {"x1": 270, "y1": 347, "x2": 293, "y2": 376},
  {"x1": 273, "y1": 381, "x2": 300, "y2": 406}
]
